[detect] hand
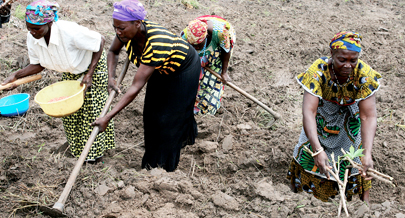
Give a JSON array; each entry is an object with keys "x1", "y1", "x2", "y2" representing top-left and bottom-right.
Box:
[
  {"x1": 80, "y1": 74, "x2": 93, "y2": 95},
  {"x1": 314, "y1": 151, "x2": 332, "y2": 180},
  {"x1": 221, "y1": 71, "x2": 231, "y2": 85},
  {"x1": 360, "y1": 153, "x2": 374, "y2": 180},
  {"x1": 108, "y1": 78, "x2": 121, "y2": 95},
  {"x1": 1, "y1": 74, "x2": 18, "y2": 90},
  {"x1": 91, "y1": 116, "x2": 110, "y2": 132}
]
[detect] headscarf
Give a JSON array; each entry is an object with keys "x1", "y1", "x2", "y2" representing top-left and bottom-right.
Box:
[
  {"x1": 185, "y1": 19, "x2": 208, "y2": 45},
  {"x1": 112, "y1": 0, "x2": 146, "y2": 21},
  {"x1": 26, "y1": 0, "x2": 59, "y2": 25},
  {"x1": 329, "y1": 31, "x2": 362, "y2": 53}
]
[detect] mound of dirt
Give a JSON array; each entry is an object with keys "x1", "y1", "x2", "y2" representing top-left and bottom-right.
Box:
[{"x1": 1, "y1": 0, "x2": 405, "y2": 217}]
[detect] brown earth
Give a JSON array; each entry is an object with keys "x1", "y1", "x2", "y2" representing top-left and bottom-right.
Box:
[{"x1": 1, "y1": 0, "x2": 405, "y2": 217}]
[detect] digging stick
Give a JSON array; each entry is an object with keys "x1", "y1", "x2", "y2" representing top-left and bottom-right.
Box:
[
  {"x1": 0, "y1": 74, "x2": 42, "y2": 91},
  {"x1": 50, "y1": 59, "x2": 130, "y2": 215},
  {"x1": 203, "y1": 67, "x2": 281, "y2": 125}
]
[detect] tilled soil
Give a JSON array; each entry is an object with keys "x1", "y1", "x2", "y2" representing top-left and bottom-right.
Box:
[{"x1": 1, "y1": 0, "x2": 405, "y2": 217}]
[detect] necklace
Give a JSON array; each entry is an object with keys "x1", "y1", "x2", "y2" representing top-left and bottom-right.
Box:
[
  {"x1": 198, "y1": 38, "x2": 207, "y2": 56},
  {"x1": 331, "y1": 63, "x2": 350, "y2": 87}
]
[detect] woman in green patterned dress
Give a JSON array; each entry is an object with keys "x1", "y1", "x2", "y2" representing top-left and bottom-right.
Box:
[
  {"x1": 287, "y1": 31, "x2": 381, "y2": 204},
  {"x1": 2, "y1": 1, "x2": 115, "y2": 163},
  {"x1": 181, "y1": 15, "x2": 236, "y2": 115}
]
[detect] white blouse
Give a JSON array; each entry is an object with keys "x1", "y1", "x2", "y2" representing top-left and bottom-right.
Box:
[{"x1": 27, "y1": 20, "x2": 101, "y2": 74}]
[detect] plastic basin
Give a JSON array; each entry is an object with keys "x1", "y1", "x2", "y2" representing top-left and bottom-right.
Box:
[
  {"x1": 34, "y1": 80, "x2": 85, "y2": 118},
  {"x1": 0, "y1": 93, "x2": 30, "y2": 117}
]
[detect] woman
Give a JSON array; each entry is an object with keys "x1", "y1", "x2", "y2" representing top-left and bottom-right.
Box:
[
  {"x1": 92, "y1": 0, "x2": 200, "y2": 172},
  {"x1": 181, "y1": 15, "x2": 236, "y2": 115},
  {"x1": 1, "y1": 0, "x2": 115, "y2": 163},
  {"x1": 286, "y1": 31, "x2": 381, "y2": 204}
]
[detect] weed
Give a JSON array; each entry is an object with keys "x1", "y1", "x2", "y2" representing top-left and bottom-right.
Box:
[
  {"x1": 13, "y1": 4, "x2": 26, "y2": 20},
  {"x1": 181, "y1": 0, "x2": 199, "y2": 9},
  {"x1": 37, "y1": 143, "x2": 45, "y2": 153}
]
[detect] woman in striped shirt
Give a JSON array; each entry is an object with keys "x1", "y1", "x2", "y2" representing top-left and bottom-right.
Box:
[{"x1": 92, "y1": 0, "x2": 200, "y2": 172}]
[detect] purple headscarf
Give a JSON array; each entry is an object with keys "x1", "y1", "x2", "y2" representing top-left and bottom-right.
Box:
[{"x1": 112, "y1": 0, "x2": 147, "y2": 21}]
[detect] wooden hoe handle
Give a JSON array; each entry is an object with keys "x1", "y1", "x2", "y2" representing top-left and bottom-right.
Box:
[
  {"x1": 0, "y1": 74, "x2": 42, "y2": 91},
  {"x1": 203, "y1": 67, "x2": 282, "y2": 121},
  {"x1": 52, "y1": 59, "x2": 130, "y2": 212}
]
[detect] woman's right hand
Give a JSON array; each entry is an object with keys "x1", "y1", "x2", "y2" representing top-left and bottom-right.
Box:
[
  {"x1": 314, "y1": 151, "x2": 332, "y2": 179},
  {"x1": 91, "y1": 116, "x2": 110, "y2": 132},
  {"x1": 1, "y1": 74, "x2": 18, "y2": 90},
  {"x1": 108, "y1": 78, "x2": 121, "y2": 95}
]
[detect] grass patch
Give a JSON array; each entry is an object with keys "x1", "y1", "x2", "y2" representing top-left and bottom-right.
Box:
[{"x1": 13, "y1": 4, "x2": 26, "y2": 20}]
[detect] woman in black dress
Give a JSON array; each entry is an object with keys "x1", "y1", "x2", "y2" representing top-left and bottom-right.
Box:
[{"x1": 92, "y1": 0, "x2": 200, "y2": 172}]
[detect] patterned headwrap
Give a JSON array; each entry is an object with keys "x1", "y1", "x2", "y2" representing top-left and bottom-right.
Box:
[
  {"x1": 329, "y1": 31, "x2": 362, "y2": 53},
  {"x1": 112, "y1": 0, "x2": 147, "y2": 21},
  {"x1": 185, "y1": 19, "x2": 208, "y2": 45},
  {"x1": 26, "y1": 0, "x2": 59, "y2": 25}
]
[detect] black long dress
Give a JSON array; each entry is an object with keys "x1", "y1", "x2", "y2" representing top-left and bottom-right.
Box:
[{"x1": 125, "y1": 20, "x2": 200, "y2": 172}]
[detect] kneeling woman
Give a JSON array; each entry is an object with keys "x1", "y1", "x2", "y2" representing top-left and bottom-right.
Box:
[
  {"x1": 92, "y1": 0, "x2": 200, "y2": 172},
  {"x1": 287, "y1": 32, "x2": 381, "y2": 204}
]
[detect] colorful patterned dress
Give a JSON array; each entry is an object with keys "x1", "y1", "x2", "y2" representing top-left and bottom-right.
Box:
[
  {"x1": 181, "y1": 15, "x2": 236, "y2": 115},
  {"x1": 287, "y1": 56, "x2": 381, "y2": 202}
]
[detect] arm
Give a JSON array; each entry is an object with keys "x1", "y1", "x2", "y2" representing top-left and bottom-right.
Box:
[
  {"x1": 302, "y1": 91, "x2": 332, "y2": 179},
  {"x1": 1, "y1": 64, "x2": 44, "y2": 90},
  {"x1": 81, "y1": 35, "x2": 106, "y2": 94},
  {"x1": 92, "y1": 63, "x2": 155, "y2": 132},
  {"x1": 107, "y1": 36, "x2": 124, "y2": 94},
  {"x1": 358, "y1": 94, "x2": 377, "y2": 180},
  {"x1": 220, "y1": 48, "x2": 231, "y2": 84}
]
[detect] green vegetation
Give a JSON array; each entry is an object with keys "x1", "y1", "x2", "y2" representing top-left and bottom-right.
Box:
[{"x1": 13, "y1": 4, "x2": 26, "y2": 20}]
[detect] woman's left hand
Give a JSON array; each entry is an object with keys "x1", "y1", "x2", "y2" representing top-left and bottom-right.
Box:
[
  {"x1": 91, "y1": 116, "x2": 109, "y2": 132},
  {"x1": 81, "y1": 73, "x2": 93, "y2": 95},
  {"x1": 360, "y1": 153, "x2": 374, "y2": 180}
]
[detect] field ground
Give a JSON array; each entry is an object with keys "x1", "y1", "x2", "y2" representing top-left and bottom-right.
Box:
[{"x1": 1, "y1": 0, "x2": 405, "y2": 217}]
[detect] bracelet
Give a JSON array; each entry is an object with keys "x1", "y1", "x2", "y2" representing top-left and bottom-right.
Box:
[{"x1": 312, "y1": 147, "x2": 324, "y2": 157}]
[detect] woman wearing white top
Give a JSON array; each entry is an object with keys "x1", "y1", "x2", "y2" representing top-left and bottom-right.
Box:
[{"x1": 2, "y1": 0, "x2": 115, "y2": 164}]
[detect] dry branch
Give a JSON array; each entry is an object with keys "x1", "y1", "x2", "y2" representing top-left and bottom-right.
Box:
[{"x1": 341, "y1": 149, "x2": 395, "y2": 187}]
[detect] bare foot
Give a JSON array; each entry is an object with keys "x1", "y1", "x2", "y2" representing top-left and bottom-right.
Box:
[{"x1": 360, "y1": 190, "x2": 370, "y2": 205}]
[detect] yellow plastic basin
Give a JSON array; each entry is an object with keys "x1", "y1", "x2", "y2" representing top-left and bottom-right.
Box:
[{"x1": 34, "y1": 80, "x2": 85, "y2": 118}]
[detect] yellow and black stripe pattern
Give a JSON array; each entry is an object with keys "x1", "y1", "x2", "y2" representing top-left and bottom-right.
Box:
[{"x1": 126, "y1": 20, "x2": 190, "y2": 75}]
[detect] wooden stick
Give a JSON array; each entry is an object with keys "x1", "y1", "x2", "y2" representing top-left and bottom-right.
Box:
[
  {"x1": 0, "y1": 74, "x2": 42, "y2": 91},
  {"x1": 51, "y1": 59, "x2": 130, "y2": 213},
  {"x1": 341, "y1": 149, "x2": 396, "y2": 187},
  {"x1": 332, "y1": 154, "x2": 349, "y2": 217},
  {"x1": 203, "y1": 67, "x2": 282, "y2": 122}
]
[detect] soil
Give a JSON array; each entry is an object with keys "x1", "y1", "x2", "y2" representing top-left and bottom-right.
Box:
[{"x1": 1, "y1": 0, "x2": 405, "y2": 217}]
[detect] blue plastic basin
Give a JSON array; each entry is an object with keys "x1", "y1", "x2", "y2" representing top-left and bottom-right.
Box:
[{"x1": 0, "y1": 93, "x2": 30, "y2": 117}]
